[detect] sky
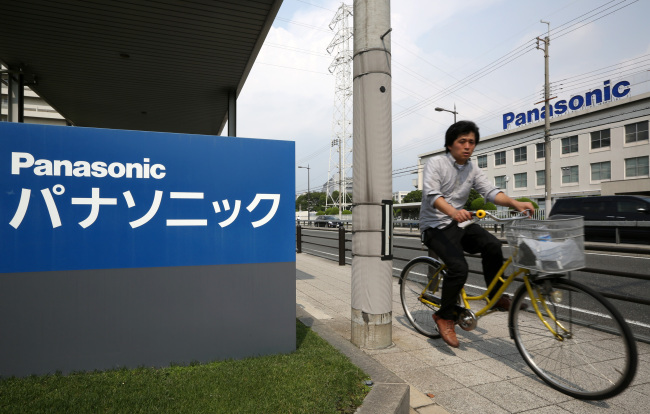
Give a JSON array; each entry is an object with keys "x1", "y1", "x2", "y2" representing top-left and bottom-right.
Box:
[{"x1": 234, "y1": 0, "x2": 650, "y2": 197}]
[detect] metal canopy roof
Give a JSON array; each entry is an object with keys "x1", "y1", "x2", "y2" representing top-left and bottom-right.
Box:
[{"x1": 0, "y1": 0, "x2": 282, "y2": 135}]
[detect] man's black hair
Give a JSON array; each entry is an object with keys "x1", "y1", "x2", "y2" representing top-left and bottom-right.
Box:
[{"x1": 444, "y1": 120, "x2": 480, "y2": 153}]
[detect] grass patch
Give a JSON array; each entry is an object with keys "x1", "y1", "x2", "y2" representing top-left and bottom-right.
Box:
[{"x1": 0, "y1": 320, "x2": 370, "y2": 413}]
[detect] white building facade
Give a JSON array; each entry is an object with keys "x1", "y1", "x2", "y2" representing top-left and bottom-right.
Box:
[{"x1": 417, "y1": 82, "x2": 650, "y2": 211}]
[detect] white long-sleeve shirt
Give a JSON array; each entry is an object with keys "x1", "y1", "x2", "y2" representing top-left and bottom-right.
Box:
[{"x1": 419, "y1": 152, "x2": 502, "y2": 231}]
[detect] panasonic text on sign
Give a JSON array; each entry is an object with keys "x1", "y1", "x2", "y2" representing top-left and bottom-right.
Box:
[
  {"x1": 502, "y1": 79, "x2": 631, "y2": 130},
  {"x1": 0, "y1": 123, "x2": 295, "y2": 273}
]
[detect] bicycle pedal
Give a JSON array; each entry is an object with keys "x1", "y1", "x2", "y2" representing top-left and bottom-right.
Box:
[{"x1": 421, "y1": 292, "x2": 441, "y2": 304}]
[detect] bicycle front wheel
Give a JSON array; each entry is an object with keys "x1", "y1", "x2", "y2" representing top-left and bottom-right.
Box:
[
  {"x1": 510, "y1": 277, "x2": 638, "y2": 400},
  {"x1": 399, "y1": 256, "x2": 446, "y2": 338}
]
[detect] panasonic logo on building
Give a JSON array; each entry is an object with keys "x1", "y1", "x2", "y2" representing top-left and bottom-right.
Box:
[
  {"x1": 11, "y1": 152, "x2": 167, "y2": 179},
  {"x1": 502, "y1": 79, "x2": 631, "y2": 130}
]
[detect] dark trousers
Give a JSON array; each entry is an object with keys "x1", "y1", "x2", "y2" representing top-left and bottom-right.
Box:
[{"x1": 422, "y1": 222, "x2": 504, "y2": 320}]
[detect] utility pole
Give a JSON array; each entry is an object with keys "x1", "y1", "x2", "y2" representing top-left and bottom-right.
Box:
[
  {"x1": 538, "y1": 20, "x2": 552, "y2": 214},
  {"x1": 351, "y1": 0, "x2": 392, "y2": 349}
]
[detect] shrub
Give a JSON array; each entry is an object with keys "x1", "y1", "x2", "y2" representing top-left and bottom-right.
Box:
[
  {"x1": 510, "y1": 197, "x2": 539, "y2": 210},
  {"x1": 325, "y1": 207, "x2": 339, "y2": 215},
  {"x1": 469, "y1": 197, "x2": 486, "y2": 211}
]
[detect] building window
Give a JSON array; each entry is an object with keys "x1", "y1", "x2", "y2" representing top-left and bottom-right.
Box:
[
  {"x1": 625, "y1": 121, "x2": 649, "y2": 143},
  {"x1": 514, "y1": 172, "x2": 527, "y2": 188},
  {"x1": 561, "y1": 136, "x2": 578, "y2": 154},
  {"x1": 590, "y1": 129, "x2": 610, "y2": 149},
  {"x1": 591, "y1": 161, "x2": 611, "y2": 181},
  {"x1": 536, "y1": 170, "x2": 545, "y2": 186},
  {"x1": 495, "y1": 151, "x2": 506, "y2": 166},
  {"x1": 514, "y1": 146, "x2": 527, "y2": 163},
  {"x1": 562, "y1": 166, "x2": 579, "y2": 183},
  {"x1": 536, "y1": 143, "x2": 545, "y2": 159},
  {"x1": 495, "y1": 175, "x2": 506, "y2": 189},
  {"x1": 477, "y1": 154, "x2": 487, "y2": 168},
  {"x1": 625, "y1": 156, "x2": 649, "y2": 177}
]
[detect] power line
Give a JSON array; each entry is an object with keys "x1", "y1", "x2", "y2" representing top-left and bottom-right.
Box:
[
  {"x1": 256, "y1": 61, "x2": 330, "y2": 75},
  {"x1": 552, "y1": 0, "x2": 639, "y2": 40}
]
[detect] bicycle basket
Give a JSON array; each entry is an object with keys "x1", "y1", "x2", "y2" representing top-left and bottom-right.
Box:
[{"x1": 505, "y1": 215, "x2": 585, "y2": 273}]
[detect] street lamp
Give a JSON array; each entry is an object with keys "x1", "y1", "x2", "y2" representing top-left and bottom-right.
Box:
[
  {"x1": 298, "y1": 165, "x2": 311, "y2": 225},
  {"x1": 434, "y1": 103, "x2": 458, "y2": 123}
]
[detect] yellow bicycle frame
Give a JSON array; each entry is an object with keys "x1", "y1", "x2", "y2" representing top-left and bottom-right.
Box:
[{"x1": 417, "y1": 257, "x2": 571, "y2": 340}]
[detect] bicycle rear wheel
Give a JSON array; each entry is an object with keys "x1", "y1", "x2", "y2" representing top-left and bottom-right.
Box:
[
  {"x1": 510, "y1": 277, "x2": 638, "y2": 400},
  {"x1": 399, "y1": 256, "x2": 446, "y2": 338}
]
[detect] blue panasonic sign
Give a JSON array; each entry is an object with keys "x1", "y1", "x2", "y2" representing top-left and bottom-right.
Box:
[
  {"x1": 1, "y1": 123, "x2": 295, "y2": 273},
  {"x1": 502, "y1": 79, "x2": 631, "y2": 130}
]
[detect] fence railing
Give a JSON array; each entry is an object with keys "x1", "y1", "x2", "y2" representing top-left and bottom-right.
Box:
[{"x1": 296, "y1": 225, "x2": 650, "y2": 310}]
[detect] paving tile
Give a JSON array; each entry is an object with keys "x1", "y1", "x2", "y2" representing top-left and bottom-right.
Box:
[
  {"x1": 372, "y1": 350, "x2": 425, "y2": 374},
  {"x1": 436, "y1": 361, "x2": 502, "y2": 387},
  {"x1": 392, "y1": 330, "x2": 434, "y2": 352},
  {"x1": 632, "y1": 381, "x2": 650, "y2": 397},
  {"x1": 507, "y1": 376, "x2": 574, "y2": 404},
  {"x1": 432, "y1": 388, "x2": 508, "y2": 414},
  {"x1": 416, "y1": 404, "x2": 452, "y2": 414},
  {"x1": 398, "y1": 366, "x2": 465, "y2": 394},
  {"x1": 601, "y1": 386, "x2": 648, "y2": 412},
  {"x1": 557, "y1": 398, "x2": 627, "y2": 414},
  {"x1": 472, "y1": 337, "x2": 521, "y2": 357},
  {"x1": 363, "y1": 344, "x2": 403, "y2": 356},
  {"x1": 409, "y1": 348, "x2": 469, "y2": 368},
  {"x1": 409, "y1": 388, "x2": 435, "y2": 409},
  {"x1": 519, "y1": 406, "x2": 572, "y2": 414},
  {"x1": 472, "y1": 381, "x2": 550, "y2": 412},
  {"x1": 469, "y1": 354, "x2": 532, "y2": 380}
]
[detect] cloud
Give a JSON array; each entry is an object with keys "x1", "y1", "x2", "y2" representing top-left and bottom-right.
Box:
[{"x1": 238, "y1": 0, "x2": 650, "y2": 193}]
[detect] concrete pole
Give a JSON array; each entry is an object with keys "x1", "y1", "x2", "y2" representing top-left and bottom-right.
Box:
[{"x1": 351, "y1": 0, "x2": 392, "y2": 349}]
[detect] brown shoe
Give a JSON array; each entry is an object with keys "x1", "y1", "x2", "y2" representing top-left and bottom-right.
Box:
[
  {"x1": 493, "y1": 294, "x2": 528, "y2": 311},
  {"x1": 433, "y1": 314, "x2": 459, "y2": 348}
]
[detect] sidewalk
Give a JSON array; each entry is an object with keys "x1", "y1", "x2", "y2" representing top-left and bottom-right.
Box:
[{"x1": 296, "y1": 252, "x2": 650, "y2": 414}]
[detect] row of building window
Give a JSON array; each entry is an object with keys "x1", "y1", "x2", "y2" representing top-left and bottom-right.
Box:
[
  {"x1": 477, "y1": 121, "x2": 649, "y2": 168},
  {"x1": 494, "y1": 156, "x2": 649, "y2": 189}
]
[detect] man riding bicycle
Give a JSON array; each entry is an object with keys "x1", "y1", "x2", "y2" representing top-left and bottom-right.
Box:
[{"x1": 420, "y1": 120, "x2": 534, "y2": 348}]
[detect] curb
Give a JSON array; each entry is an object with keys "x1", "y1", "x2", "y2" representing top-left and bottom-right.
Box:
[{"x1": 296, "y1": 305, "x2": 410, "y2": 414}]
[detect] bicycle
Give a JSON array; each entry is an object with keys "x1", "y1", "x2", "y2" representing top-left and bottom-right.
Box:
[{"x1": 399, "y1": 210, "x2": 638, "y2": 400}]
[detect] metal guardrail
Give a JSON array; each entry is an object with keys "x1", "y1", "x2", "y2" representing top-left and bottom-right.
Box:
[
  {"x1": 296, "y1": 225, "x2": 650, "y2": 309},
  {"x1": 392, "y1": 218, "x2": 650, "y2": 244}
]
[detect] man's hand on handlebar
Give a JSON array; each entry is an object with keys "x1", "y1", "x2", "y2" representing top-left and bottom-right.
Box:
[
  {"x1": 452, "y1": 208, "x2": 473, "y2": 223},
  {"x1": 513, "y1": 201, "x2": 535, "y2": 217}
]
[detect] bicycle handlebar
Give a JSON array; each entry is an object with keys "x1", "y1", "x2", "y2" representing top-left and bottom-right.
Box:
[
  {"x1": 458, "y1": 209, "x2": 531, "y2": 229},
  {"x1": 475, "y1": 209, "x2": 532, "y2": 221}
]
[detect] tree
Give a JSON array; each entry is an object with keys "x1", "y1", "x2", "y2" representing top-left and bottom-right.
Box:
[
  {"x1": 295, "y1": 191, "x2": 327, "y2": 212},
  {"x1": 403, "y1": 190, "x2": 422, "y2": 203}
]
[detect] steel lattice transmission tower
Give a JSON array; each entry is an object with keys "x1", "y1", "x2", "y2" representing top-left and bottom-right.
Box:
[{"x1": 326, "y1": 3, "x2": 353, "y2": 215}]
